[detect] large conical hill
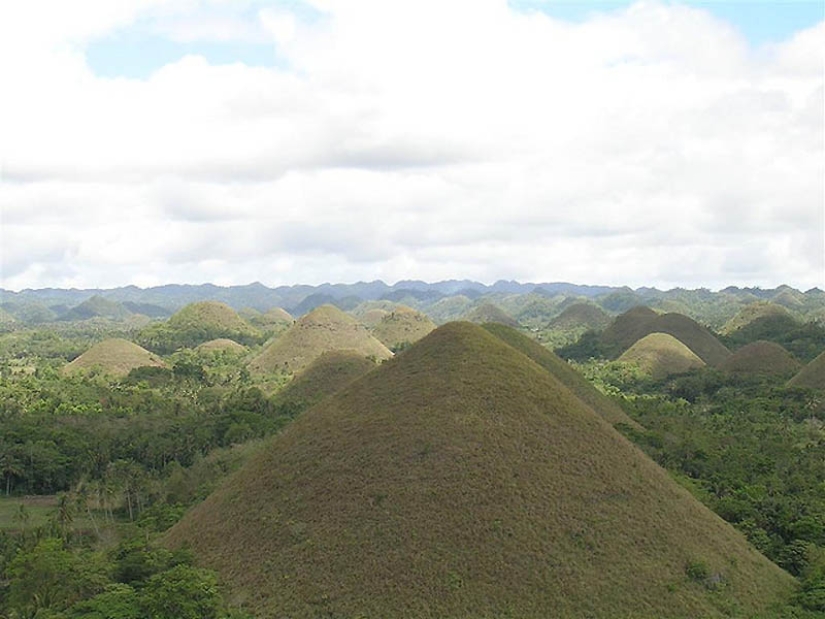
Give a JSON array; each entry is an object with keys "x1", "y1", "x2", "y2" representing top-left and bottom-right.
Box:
[
  {"x1": 165, "y1": 322, "x2": 792, "y2": 618},
  {"x1": 788, "y1": 350, "x2": 825, "y2": 389},
  {"x1": 618, "y1": 333, "x2": 705, "y2": 379},
  {"x1": 248, "y1": 304, "x2": 392, "y2": 374},
  {"x1": 482, "y1": 323, "x2": 640, "y2": 429},
  {"x1": 195, "y1": 338, "x2": 248, "y2": 354},
  {"x1": 370, "y1": 305, "x2": 436, "y2": 350},
  {"x1": 720, "y1": 341, "x2": 801, "y2": 378},
  {"x1": 63, "y1": 339, "x2": 166, "y2": 377}
]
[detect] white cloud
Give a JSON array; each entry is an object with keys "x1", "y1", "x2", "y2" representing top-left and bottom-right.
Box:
[{"x1": 0, "y1": 1, "x2": 822, "y2": 291}]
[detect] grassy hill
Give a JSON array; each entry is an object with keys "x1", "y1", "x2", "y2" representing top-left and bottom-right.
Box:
[
  {"x1": 359, "y1": 308, "x2": 390, "y2": 327},
  {"x1": 273, "y1": 350, "x2": 378, "y2": 410},
  {"x1": 58, "y1": 295, "x2": 133, "y2": 321},
  {"x1": 195, "y1": 338, "x2": 248, "y2": 354},
  {"x1": 599, "y1": 306, "x2": 660, "y2": 354},
  {"x1": 370, "y1": 306, "x2": 436, "y2": 351},
  {"x1": 720, "y1": 341, "x2": 801, "y2": 378},
  {"x1": 788, "y1": 350, "x2": 825, "y2": 389},
  {"x1": 248, "y1": 304, "x2": 392, "y2": 374},
  {"x1": 249, "y1": 306, "x2": 293, "y2": 328},
  {"x1": 482, "y1": 323, "x2": 641, "y2": 430},
  {"x1": 618, "y1": 333, "x2": 706, "y2": 380},
  {"x1": 721, "y1": 301, "x2": 794, "y2": 335},
  {"x1": 63, "y1": 339, "x2": 166, "y2": 377},
  {"x1": 165, "y1": 322, "x2": 793, "y2": 618},
  {"x1": 548, "y1": 302, "x2": 612, "y2": 331},
  {"x1": 462, "y1": 302, "x2": 520, "y2": 327},
  {"x1": 137, "y1": 301, "x2": 261, "y2": 354}
]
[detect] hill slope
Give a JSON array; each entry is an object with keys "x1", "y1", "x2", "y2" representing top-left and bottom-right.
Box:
[
  {"x1": 619, "y1": 333, "x2": 706, "y2": 379},
  {"x1": 600, "y1": 306, "x2": 660, "y2": 354},
  {"x1": 482, "y1": 323, "x2": 640, "y2": 429},
  {"x1": 548, "y1": 302, "x2": 612, "y2": 331},
  {"x1": 274, "y1": 350, "x2": 378, "y2": 410},
  {"x1": 721, "y1": 301, "x2": 794, "y2": 335},
  {"x1": 63, "y1": 339, "x2": 166, "y2": 377},
  {"x1": 248, "y1": 304, "x2": 392, "y2": 374},
  {"x1": 788, "y1": 350, "x2": 825, "y2": 389},
  {"x1": 165, "y1": 323, "x2": 792, "y2": 618},
  {"x1": 370, "y1": 306, "x2": 436, "y2": 350},
  {"x1": 462, "y1": 302, "x2": 520, "y2": 327},
  {"x1": 720, "y1": 341, "x2": 801, "y2": 378}
]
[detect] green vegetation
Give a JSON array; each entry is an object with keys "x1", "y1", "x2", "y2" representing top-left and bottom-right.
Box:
[
  {"x1": 720, "y1": 341, "x2": 802, "y2": 378},
  {"x1": 789, "y1": 351, "x2": 825, "y2": 390},
  {"x1": 462, "y1": 301, "x2": 521, "y2": 327}
]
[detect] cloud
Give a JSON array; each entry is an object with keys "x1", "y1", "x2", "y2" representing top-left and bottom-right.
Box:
[{"x1": 0, "y1": 1, "x2": 822, "y2": 291}]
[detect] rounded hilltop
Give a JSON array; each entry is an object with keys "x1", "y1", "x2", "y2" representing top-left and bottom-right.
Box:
[
  {"x1": 720, "y1": 341, "x2": 801, "y2": 378},
  {"x1": 619, "y1": 332, "x2": 706, "y2": 379},
  {"x1": 63, "y1": 339, "x2": 166, "y2": 378},
  {"x1": 370, "y1": 305, "x2": 436, "y2": 350},
  {"x1": 248, "y1": 304, "x2": 392, "y2": 374}
]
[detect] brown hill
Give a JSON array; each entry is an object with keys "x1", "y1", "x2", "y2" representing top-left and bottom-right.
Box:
[
  {"x1": 249, "y1": 307, "x2": 294, "y2": 329},
  {"x1": 63, "y1": 339, "x2": 166, "y2": 377},
  {"x1": 788, "y1": 350, "x2": 825, "y2": 389},
  {"x1": 195, "y1": 338, "x2": 248, "y2": 354},
  {"x1": 371, "y1": 306, "x2": 436, "y2": 350},
  {"x1": 602, "y1": 309, "x2": 730, "y2": 367},
  {"x1": 618, "y1": 333, "x2": 705, "y2": 380},
  {"x1": 600, "y1": 306, "x2": 659, "y2": 353},
  {"x1": 165, "y1": 323, "x2": 792, "y2": 618},
  {"x1": 548, "y1": 302, "x2": 612, "y2": 331},
  {"x1": 273, "y1": 350, "x2": 377, "y2": 410},
  {"x1": 482, "y1": 323, "x2": 641, "y2": 430},
  {"x1": 359, "y1": 308, "x2": 390, "y2": 328},
  {"x1": 462, "y1": 302, "x2": 520, "y2": 327},
  {"x1": 720, "y1": 341, "x2": 801, "y2": 378},
  {"x1": 168, "y1": 300, "x2": 254, "y2": 334},
  {"x1": 248, "y1": 304, "x2": 392, "y2": 374}
]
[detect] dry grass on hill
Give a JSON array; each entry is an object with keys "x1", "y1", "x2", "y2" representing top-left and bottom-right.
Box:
[
  {"x1": 462, "y1": 302, "x2": 521, "y2": 328},
  {"x1": 63, "y1": 338, "x2": 166, "y2": 377},
  {"x1": 248, "y1": 304, "x2": 392, "y2": 374},
  {"x1": 195, "y1": 338, "x2": 247, "y2": 354},
  {"x1": 165, "y1": 322, "x2": 792, "y2": 619},
  {"x1": 721, "y1": 302, "x2": 794, "y2": 335},
  {"x1": 483, "y1": 323, "x2": 641, "y2": 430},
  {"x1": 619, "y1": 332, "x2": 705, "y2": 380},
  {"x1": 548, "y1": 302, "x2": 612, "y2": 331},
  {"x1": 274, "y1": 350, "x2": 378, "y2": 410},
  {"x1": 720, "y1": 341, "x2": 801, "y2": 378},
  {"x1": 788, "y1": 350, "x2": 825, "y2": 389},
  {"x1": 371, "y1": 306, "x2": 436, "y2": 350}
]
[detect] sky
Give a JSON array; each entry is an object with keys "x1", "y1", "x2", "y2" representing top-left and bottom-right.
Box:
[{"x1": 0, "y1": 0, "x2": 823, "y2": 292}]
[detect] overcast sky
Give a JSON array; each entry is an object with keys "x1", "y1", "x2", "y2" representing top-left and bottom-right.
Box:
[{"x1": 1, "y1": 0, "x2": 823, "y2": 292}]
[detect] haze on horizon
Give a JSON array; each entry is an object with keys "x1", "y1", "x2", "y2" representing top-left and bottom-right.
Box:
[{"x1": 1, "y1": 0, "x2": 823, "y2": 293}]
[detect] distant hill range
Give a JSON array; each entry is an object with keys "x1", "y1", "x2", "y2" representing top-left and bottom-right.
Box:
[{"x1": 1, "y1": 281, "x2": 822, "y2": 331}]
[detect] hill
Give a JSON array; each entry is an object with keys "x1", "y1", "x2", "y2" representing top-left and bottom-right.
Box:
[
  {"x1": 721, "y1": 301, "x2": 794, "y2": 335},
  {"x1": 195, "y1": 338, "x2": 248, "y2": 354},
  {"x1": 600, "y1": 309, "x2": 730, "y2": 366},
  {"x1": 548, "y1": 302, "x2": 611, "y2": 331},
  {"x1": 251, "y1": 306, "x2": 293, "y2": 327},
  {"x1": 618, "y1": 333, "x2": 705, "y2": 380},
  {"x1": 63, "y1": 339, "x2": 166, "y2": 377},
  {"x1": 165, "y1": 322, "x2": 792, "y2": 618},
  {"x1": 788, "y1": 350, "x2": 825, "y2": 389},
  {"x1": 482, "y1": 323, "x2": 641, "y2": 430},
  {"x1": 273, "y1": 350, "x2": 377, "y2": 410},
  {"x1": 359, "y1": 308, "x2": 390, "y2": 327},
  {"x1": 599, "y1": 306, "x2": 660, "y2": 354},
  {"x1": 137, "y1": 301, "x2": 261, "y2": 353},
  {"x1": 370, "y1": 306, "x2": 436, "y2": 350},
  {"x1": 0, "y1": 307, "x2": 16, "y2": 326},
  {"x1": 462, "y1": 302, "x2": 520, "y2": 327},
  {"x1": 58, "y1": 295, "x2": 133, "y2": 321},
  {"x1": 719, "y1": 341, "x2": 801, "y2": 378},
  {"x1": 248, "y1": 305, "x2": 392, "y2": 374}
]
